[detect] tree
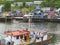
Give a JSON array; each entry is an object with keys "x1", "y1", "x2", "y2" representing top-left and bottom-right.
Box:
[
  {"x1": 2, "y1": 1, "x2": 11, "y2": 11},
  {"x1": 41, "y1": 0, "x2": 60, "y2": 8}
]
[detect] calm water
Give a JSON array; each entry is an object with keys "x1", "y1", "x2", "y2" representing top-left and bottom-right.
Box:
[{"x1": 0, "y1": 20, "x2": 60, "y2": 45}]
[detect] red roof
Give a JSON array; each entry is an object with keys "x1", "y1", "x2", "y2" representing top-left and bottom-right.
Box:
[{"x1": 5, "y1": 30, "x2": 30, "y2": 37}]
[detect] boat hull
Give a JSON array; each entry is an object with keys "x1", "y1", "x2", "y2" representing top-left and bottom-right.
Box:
[
  {"x1": 34, "y1": 35, "x2": 52, "y2": 45},
  {"x1": 21, "y1": 34, "x2": 53, "y2": 45}
]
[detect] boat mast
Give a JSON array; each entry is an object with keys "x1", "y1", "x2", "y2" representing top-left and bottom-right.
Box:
[
  {"x1": 5, "y1": 12, "x2": 7, "y2": 32},
  {"x1": 28, "y1": 4, "x2": 31, "y2": 31},
  {"x1": 28, "y1": 15, "x2": 31, "y2": 31}
]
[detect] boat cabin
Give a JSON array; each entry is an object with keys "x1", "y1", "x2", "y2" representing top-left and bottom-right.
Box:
[
  {"x1": 4, "y1": 30, "x2": 48, "y2": 45},
  {"x1": 5, "y1": 30, "x2": 30, "y2": 45}
]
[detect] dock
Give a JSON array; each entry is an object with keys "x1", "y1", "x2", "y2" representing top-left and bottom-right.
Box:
[
  {"x1": 32, "y1": 18, "x2": 60, "y2": 22},
  {"x1": 0, "y1": 17, "x2": 60, "y2": 22}
]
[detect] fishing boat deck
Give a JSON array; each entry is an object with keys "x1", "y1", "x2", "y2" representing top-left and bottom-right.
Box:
[{"x1": 18, "y1": 39, "x2": 35, "y2": 45}]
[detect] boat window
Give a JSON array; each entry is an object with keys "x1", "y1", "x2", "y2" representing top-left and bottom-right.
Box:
[
  {"x1": 7, "y1": 42, "x2": 11, "y2": 45},
  {"x1": 16, "y1": 36, "x2": 19, "y2": 39},
  {"x1": 24, "y1": 35, "x2": 26, "y2": 41},
  {"x1": 20, "y1": 35, "x2": 23, "y2": 39}
]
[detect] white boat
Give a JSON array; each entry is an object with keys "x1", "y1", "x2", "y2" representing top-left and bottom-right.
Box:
[{"x1": 4, "y1": 30, "x2": 52, "y2": 45}]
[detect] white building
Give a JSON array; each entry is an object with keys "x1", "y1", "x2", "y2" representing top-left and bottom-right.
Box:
[
  {"x1": 26, "y1": 2, "x2": 34, "y2": 6},
  {"x1": 6, "y1": 0, "x2": 14, "y2": 1},
  {"x1": 17, "y1": 2, "x2": 23, "y2": 6},
  {"x1": 34, "y1": 1, "x2": 43, "y2": 4},
  {"x1": 41, "y1": 7, "x2": 50, "y2": 12},
  {"x1": 0, "y1": 5, "x2": 4, "y2": 12},
  {"x1": 11, "y1": 4, "x2": 15, "y2": 7}
]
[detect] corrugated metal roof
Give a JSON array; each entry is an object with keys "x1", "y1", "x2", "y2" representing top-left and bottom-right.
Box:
[{"x1": 5, "y1": 30, "x2": 30, "y2": 37}]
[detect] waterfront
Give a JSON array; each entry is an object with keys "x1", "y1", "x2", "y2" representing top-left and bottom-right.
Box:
[{"x1": 0, "y1": 20, "x2": 60, "y2": 45}]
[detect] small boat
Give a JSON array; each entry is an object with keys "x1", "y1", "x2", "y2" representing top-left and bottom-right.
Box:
[{"x1": 4, "y1": 30, "x2": 53, "y2": 45}]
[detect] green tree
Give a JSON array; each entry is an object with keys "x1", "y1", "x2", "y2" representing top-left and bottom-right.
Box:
[
  {"x1": 41, "y1": 0, "x2": 60, "y2": 8},
  {"x1": 2, "y1": 2, "x2": 11, "y2": 11}
]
